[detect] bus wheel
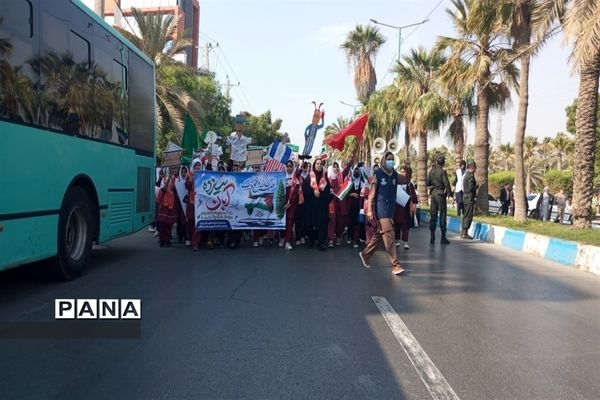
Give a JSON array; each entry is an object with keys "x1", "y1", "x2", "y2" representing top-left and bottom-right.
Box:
[{"x1": 53, "y1": 187, "x2": 94, "y2": 280}]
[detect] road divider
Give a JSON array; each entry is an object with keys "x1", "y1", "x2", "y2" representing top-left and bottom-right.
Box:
[{"x1": 419, "y1": 211, "x2": 600, "y2": 276}]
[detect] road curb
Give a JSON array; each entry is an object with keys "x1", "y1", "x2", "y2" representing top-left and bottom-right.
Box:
[{"x1": 418, "y1": 211, "x2": 600, "y2": 276}]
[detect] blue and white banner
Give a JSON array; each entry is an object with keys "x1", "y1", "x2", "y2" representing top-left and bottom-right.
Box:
[{"x1": 194, "y1": 171, "x2": 287, "y2": 230}]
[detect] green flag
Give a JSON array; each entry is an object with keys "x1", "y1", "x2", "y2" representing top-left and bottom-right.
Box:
[{"x1": 181, "y1": 113, "x2": 198, "y2": 156}]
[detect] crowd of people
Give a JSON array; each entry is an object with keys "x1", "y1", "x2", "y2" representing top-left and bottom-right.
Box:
[{"x1": 150, "y1": 154, "x2": 419, "y2": 260}]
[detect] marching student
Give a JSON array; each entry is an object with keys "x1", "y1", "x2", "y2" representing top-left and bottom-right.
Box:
[
  {"x1": 283, "y1": 160, "x2": 301, "y2": 250},
  {"x1": 394, "y1": 166, "x2": 418, "y2": 249},
  {"x1": 294, "y1": 161, "x2": 310, "y2": 246},
  {"x1": 327, "y1": 161, "x2": 351, "y2": 247},
  {"x1": 302, "y1": 158, "x2": 331, "y2": 250},
  {"x1": 346, "y1": 165, "x2": 366, "y2": 248},
  {"x1": 185, "y1": 159, "x2": 203, "y2": 251},
  {"x1": 157, "y1": 174, "x2": 179, "y2": 247}
]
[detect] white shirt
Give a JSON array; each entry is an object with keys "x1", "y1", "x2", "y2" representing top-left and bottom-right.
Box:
[
  {"x1": 227, "y1": 133, "x2": 252, "y2": 162},
  {"x1": 455, "y1": 168, "x2": 465, "y2": 193}
]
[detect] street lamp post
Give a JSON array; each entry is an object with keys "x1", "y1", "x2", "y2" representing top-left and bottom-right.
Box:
[
  {"x1": 369, "y1": 18, "x2": 429, "y2": 62},
  {"x1": 340, "y1": 100, "x2": 360, "y2": 114}
]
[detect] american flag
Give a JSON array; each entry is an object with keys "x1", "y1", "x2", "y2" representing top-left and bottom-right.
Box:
[
  {"x1": 264, "y1": 159, "x2": 286, "y2": 172},
  {"x1": 264, "y1": 140, "x2": 291, "y2": 172}
]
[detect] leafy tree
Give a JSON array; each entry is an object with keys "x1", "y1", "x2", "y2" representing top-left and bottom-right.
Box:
[
  {"x1": 544, "y1": 169, "x2": 573, "y2": 198},
  {"x1": 241, "y1": 110, "x2": 283, "y2": 147}
]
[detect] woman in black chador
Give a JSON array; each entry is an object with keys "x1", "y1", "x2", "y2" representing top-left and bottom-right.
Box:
[{"x1": 302, "y1": 158, "x2": 331, "y2": 250}]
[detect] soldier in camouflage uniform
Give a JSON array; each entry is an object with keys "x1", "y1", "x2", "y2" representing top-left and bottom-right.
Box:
[
  {"x1": 427, "y1": 154, "x2": 452, "y2": 245},
  {"x1": 461, "y1": 161, "x2": 477, "y2": 239}
]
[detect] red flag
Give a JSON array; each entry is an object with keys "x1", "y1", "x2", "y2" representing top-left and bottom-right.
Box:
[{"x1": 324, "y1": 113, "x2": 369, "y2": 151}]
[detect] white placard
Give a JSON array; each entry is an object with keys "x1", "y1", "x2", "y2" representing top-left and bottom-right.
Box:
[{"x1": 396, "y1": 186, "x2": 410, "y2": 207}]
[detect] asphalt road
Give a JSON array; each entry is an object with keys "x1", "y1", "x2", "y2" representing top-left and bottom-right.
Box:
[{"x1": 1, "y1": 227, "x2": 599, "y2": 400}]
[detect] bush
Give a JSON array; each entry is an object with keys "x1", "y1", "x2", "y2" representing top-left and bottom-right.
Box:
[
  {"x1": 543, "y1": 169, "x2": 573, "y2": 197},
  {"x1": 489, "y1": 171, "x2": 515, "y2": 197}
]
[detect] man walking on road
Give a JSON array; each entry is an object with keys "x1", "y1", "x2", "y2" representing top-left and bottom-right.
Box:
[
  {"x1": 427, "y1": 154, "x2": 452, "y2": 245},
  {"x1": 461, "y1": 161, "x2": 477, "y2": 239}
]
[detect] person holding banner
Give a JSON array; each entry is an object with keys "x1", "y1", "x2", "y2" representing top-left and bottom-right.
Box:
[
  {"x1": 394, "y1": 166, "x2": 418, "y2": 250},
  {"x1": 185, "y1": 159, "x2": 203, "y2": 251},
  {"x1": 302, "y1": 158, "x2": 331, "y2": 250},
  {"x1": 359, "y1": 152, "x2": 405, "y2": 276},
  {"x1": 327, "y1": 161, "x2": 351, "y2": 247}
]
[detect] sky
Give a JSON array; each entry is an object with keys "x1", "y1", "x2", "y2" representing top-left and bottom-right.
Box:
[{"x1": 196, "y1": 0, "x2": 579, "y2": 154}]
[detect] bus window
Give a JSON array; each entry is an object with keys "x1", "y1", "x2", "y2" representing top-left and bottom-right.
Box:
[
  {"x1": 0, "y1": 0, "x2": 36, "y2": 125},
  {"x1": 69, "y1": 31, "x2": 90, "y2": 68},
  {"x1": 128, "y1": 51, "x2": 154, "y2": 154}
]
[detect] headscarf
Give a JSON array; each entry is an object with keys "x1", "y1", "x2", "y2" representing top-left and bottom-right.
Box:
[{"x1": 310, "y1": 161, "x2": 328, "y2": 192}]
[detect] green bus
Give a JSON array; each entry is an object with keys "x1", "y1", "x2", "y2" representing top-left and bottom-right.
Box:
[{"x1": 0, "y1": 0, "x2": 156, "y2": 279}]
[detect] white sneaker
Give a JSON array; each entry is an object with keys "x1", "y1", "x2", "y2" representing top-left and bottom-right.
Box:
[
  {"x1": 295, "y1": 240, "x2": 301, "y2": 246},
  {"x1": 352, "y1": 242, "x2": 359, "y2": 248},
  {"x1": 395, "y1": 240, "x2": 401, "y2": 247},
  {"x1": 404, "y1": 243, "x2": 410, "y2": 250},
  {"x1": 185, "y1": 240, "x2": 191, "y2": 247},
  {"x1": 300, "y1": 238, "x2": 306, "y2": 245},
  {"x1": 258, "y1": 237, "x2": 264, "y2": 246},
  {"x1": 148, "y1": 226, "x2": 156, "y2": 232},
  {"x1": 285, "y1": 242, "x2": 293, "y2": 251},
  {"x1": 335, "y1": 239, "x2": 341, "y2": 246},
  {"x1": 328, "y1": 240, "x2": 334, "y2": 248},
  {"x1": 153, "y1": 231, "x2": 159, "y2": 237},
  {"x1": 359, "y1": 251, "x2": 371, "y2": 269},
  {"x1": 253, "y1": 241, "x2": 259, "y2": 248},
  {"x1": 279, "y1": 238, "x2": 285, "y2": 247}
]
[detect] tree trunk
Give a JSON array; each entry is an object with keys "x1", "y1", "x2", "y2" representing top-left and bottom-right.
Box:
[
  {"x1": 572, "y1": 53, "x2": 600, "y2": 228},
  {"x1": 513, "y1": 54, "x2": 531, "y2": 221},
  {"x1": 404, "y1": 123, "x2": 410, "y2": 161},
  {"x1": 475, "y1": 78, "x2": 491, "y2": 214},
  {"x1": 417, "y1": 130, "x2": 428, "y2": 206},
  {"x1": 557, "y1": 154, "x2": 562, "y2": 171}
]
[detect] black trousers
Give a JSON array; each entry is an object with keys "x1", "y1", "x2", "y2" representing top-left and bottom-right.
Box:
[
  {"x1": 429, "y1": 193, "x2": 447, "y2": 233},
  {"x1": 462, "y1": 201, "x2": 475, "y2": 230}
]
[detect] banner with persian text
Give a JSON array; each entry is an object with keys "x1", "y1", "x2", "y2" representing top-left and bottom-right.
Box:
[{"x1": 194, "y1": 171, "x2": 286, "y2": 231}]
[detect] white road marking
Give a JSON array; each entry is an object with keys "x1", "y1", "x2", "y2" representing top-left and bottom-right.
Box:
[{"x1": 372, "y1": 296, "x2": 460, "y2": 400}]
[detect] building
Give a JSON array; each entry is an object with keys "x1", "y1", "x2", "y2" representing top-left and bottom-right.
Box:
[{"x1": 82, "y1": 0, "x2": 200, "y2": 68}]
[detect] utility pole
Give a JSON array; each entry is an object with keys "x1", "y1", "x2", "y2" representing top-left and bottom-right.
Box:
[
  {"x1": 223, "y1": 75, "x2": 240, "y2": 101},
  {"x1": 94, "y1": 0, "x2": 105, "y2": 18},
  {"x1": 370, "y1": 18, "x2": 429, "y2": 62},
  {"x1": 204, "y1": 43, "x2": 213, "y2": 71}
]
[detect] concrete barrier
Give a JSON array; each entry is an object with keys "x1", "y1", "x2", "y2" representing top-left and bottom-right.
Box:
[{"x1": 419, "y1": 211, "x2": 599, "y2": 276}]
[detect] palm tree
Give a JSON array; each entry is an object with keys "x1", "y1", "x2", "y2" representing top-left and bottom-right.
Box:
[
  {"x1": 562, "y1": 0, "x2": 600, "y2": 227},
  {"x1": 523, "y1": 136, "x2": 544, "y2": 194},
  {"x1": 341, "y1": 24, "x2": 386, "y2": 104},
  {"x1": 499, "y1": 142, "x2": 514, "y2": 171},
  {"x1": 440, "y1": 60, "x2": 476, "y2": 165},
  {"x1": 114, "y1": 8, "x2": 201, "y2": 137},
  {"x1": 362, "y1": 87, "x2": 403, "y2": 163},
  {"x1": 392, "y1": 47, "x2": 448, "y2": 204},
  {"x1": 550, "y1": 132, "x2": 571, "y2": 170},
  {"x1": 437, "y1": 0, "x2": 519, "y2": 214}
]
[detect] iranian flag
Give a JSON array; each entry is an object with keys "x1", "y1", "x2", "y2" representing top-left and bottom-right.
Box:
[{"x1": 334, "y1": 180, "x2": 353, "y2": 200}]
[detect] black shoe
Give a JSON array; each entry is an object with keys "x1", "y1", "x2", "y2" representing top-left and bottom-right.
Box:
[
  {"x1": 317, "y1": 244, "x2": 327, "y2": 251},
  {"x1": 430, "y1": 231, "x2": 435, "y2": 244},
  {"x1": 165, "y1": 241, "x2": 171, "y2": 247},
  {"x1": 159, "y1": 241, "x2": 165, "y2": 248},
  {"x1": 441, "y1": 234, "x2": 450, "y2": 245}
]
